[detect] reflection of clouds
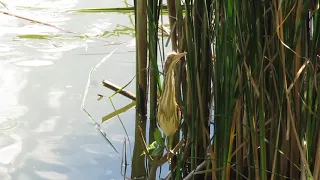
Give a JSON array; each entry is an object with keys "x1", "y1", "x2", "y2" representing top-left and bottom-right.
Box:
[
  {"x1": 2, "y1": 37, "x2": 87, "y2": 65},
  {"x1": 0, "y1": 44, "x2": 16, "y2": 54},
  {"x1": 48, "y1": 90, "x2": 65, "y2": 109},
  {"x1": 5, "y1": 0, "x2": 77, "y2": 9},
  {"x1": 0, "y1": 117, "x2": 17, "y2": 131},
  {"x1": 0, "y1": 14, "x2": 21, "y2": 37},
  {"x1": 0, "y1": 63, "x2": 27, "y2": 103},
  {"x1": 39, "y1": 135, "x2": 64, "y2": 145},
  {"x1": 0, "y1": 166, "x2": 10, "y2": 180},
  {"x1": 0, "y1": 62, "x2": 28, "y2": 131},
  {"x1": 0, "y1": 0, "x2": 135, "y2": 179},
  {"x1": 28, "y1": 0, "x2": 78, "y2": 10},
  {"x1": 37, "y1": 40, "x2": 87, "y2": 53},
  {"x1": 81, "y1": 144, "x2": 106, "y2": 155},
  {"x1": 14, "y1": 60, "x2": 54, "y2": 67},
  {"x1": 126, "y1": 38, "x2": 135, "y2": 48},
  {"x1": 35, "y1": 170, "x2": 68, "y2": 180},
  {"x1": 110, "y1": 134, "x2": 131, "y2": 144},
  {"x1": 0, "y1": 0, "x2": 85, "y2": 63},
  {"x1": 1, "y1": 25, "x2": 60, "y2": 36},
  {"x1": 34, "y1": 116, "x2": 61, "y2": 133},
  {"x1": 0, "y1": 134, "x2": 22, "y2": 165},
  {"x1": 0, "y1": 62, "x2": 26, "y2": 177},
  {"x1": 85, "y1": 19, "x2": 112, "y2": 37},
  {"x1": 29, "y1": 144, "x2": 63, "y2": 166},
  {"x1": 0, "y1": 105, "x2": 28, "y2": 122},
  {"x1": 22, "y1": 37, "x2": 88, "y2": 53},
  {"x1": 4, "y1": 0, "x2": 77, "y2": 26}
]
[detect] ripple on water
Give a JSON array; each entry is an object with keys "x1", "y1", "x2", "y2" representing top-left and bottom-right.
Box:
[
  {"x1": 41, "y1": 138, "x2": 64, "y2": 146},
  {"x1": 0, "y1": 106, "x2": 28, "y2": 132},
  {"x1": 81, "y1": 144, "x2": 105, "y2": 155},
  {"x1": 0, "y1": 117, "x2": 18, "y2": 131}
]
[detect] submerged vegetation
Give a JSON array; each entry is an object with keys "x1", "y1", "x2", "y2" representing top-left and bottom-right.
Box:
[{"x1": 132, "y1": 0, "x2": 320, "y2": 179}]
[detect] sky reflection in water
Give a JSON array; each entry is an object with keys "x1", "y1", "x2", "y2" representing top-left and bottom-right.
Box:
[{"x1": 0, "y1": 0, "x2": 137, "y2": 179}]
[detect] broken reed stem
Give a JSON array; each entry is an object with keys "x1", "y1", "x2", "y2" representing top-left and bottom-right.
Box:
[
  {"x1": 0, "y1": 10, "x2": 75, "y2": 34},
  {"x1": 102, "y1": 80, "x2": 136, "y2": 101}
]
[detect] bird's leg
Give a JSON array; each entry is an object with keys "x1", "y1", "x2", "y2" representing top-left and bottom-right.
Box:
[
  {"x1": 168, "y1": 135, "x2": 173, "y2": 152},
  {"x1": 166, "y1": 135, "x2": 175, "y2": 163}
]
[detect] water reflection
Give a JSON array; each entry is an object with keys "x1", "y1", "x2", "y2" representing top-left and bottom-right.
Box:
[
  {"x1": 0, "y1": 0, "x2": 136, "y2": 179},
  {"x1": 0, "y1": 62, "x2": 28, "y2": 131},
  {"x1": 0, "y1": 62, "x2": 26, "y2": 179},
  {"x1": 0, "y1": 134, "x2": 22, "y2": 165},
  {"x1": 14, "y1": 60, "x2": 54, "y2": 67}
]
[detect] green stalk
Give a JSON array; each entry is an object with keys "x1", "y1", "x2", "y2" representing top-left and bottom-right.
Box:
[
  {"x1": 184, "y1": 0, "x2": 197, "y2": 172},
  {"x1": 147, "y1": 0, "x2": 161, "y2": 178},
  {"x1": 132, "y1": 0, "x2": 148, "y2": 178}
]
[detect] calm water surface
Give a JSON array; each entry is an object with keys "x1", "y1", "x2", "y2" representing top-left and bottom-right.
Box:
[{"x1": 0, "y1": 0, "x2": 138, "y2": 179}]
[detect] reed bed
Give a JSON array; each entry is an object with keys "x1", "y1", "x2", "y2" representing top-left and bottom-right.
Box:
[{"x1": 131, "y1": 0, "x2": 320, "y2": 179}]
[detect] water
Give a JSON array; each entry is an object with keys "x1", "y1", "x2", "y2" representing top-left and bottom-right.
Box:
[{"x1": 0, "y1": 1, "x2": 138, "y2": 179}]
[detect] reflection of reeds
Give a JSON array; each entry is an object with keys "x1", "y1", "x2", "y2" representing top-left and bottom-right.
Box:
[
  {"x1": 81, "y1": 50, "x2": 119, "y2": 154},
  {"x1": 131, "y1": 0, "x2": 320, "y2": 180}
]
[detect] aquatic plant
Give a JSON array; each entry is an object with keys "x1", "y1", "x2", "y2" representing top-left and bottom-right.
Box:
[{"x1": 131, "y1": 0, "x2": 320, "y2": 179}]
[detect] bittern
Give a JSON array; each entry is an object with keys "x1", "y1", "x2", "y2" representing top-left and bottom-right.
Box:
[{"x1": 157, "y1": 52, "x2": 186, "y2": 151}]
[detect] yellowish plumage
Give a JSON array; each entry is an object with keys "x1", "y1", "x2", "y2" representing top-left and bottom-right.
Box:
[{"x1": 157, "y1": 52, "x2": 186, "y2": 150}]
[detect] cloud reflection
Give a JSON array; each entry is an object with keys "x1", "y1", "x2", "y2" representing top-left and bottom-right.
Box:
[{"x1": 0, "y1": 134, "x2": 22, "y2": 165}]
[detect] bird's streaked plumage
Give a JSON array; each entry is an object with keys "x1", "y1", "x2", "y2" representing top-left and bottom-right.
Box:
[{"x1": 157, "y1": 52, "x2": 186, "y2": 149}]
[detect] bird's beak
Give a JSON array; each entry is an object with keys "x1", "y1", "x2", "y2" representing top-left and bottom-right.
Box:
[{"x1": 173, "y1": 52, "x2": 187, "y2": 63}]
